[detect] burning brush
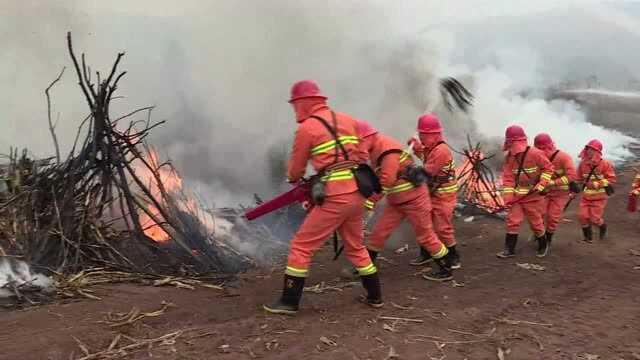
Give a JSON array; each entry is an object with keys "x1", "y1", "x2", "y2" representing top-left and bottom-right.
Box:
[{"x1": 454, "y1": 137, "x2": 506, "y2": 215}]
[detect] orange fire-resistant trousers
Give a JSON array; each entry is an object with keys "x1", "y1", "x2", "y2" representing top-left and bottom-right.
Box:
[
  {"x1": 578, "y1": 198, "x2": 608, "y2": 226},
  {"x1": 286, "y1": 191, "x2": 375, "y2": 278},
  {"x1": 506, "y1": 198, "x2": 545, "y2": 236},
  {"x1": 543, "y1": 192, "x2": 571, "y2": 233},
  {"x1": 431, "y1": 192, "x2": 457, "y2": 247},
  {"x1": 367, "y1": 188, "x2": 447, "y2": 257}
]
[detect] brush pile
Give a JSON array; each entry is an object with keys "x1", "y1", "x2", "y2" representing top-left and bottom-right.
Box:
[
  {"x1": 455, "y1": 137, "x2": 506, "y2": 215},
  {"x1": 0, "y1": 33, "x2": 253, "y2": 276}
]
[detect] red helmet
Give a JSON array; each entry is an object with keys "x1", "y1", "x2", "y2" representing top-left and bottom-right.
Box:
[
  {"x1": 533, "y1": 133, "x2": 553, "y2": 148},
  {"x1": 417, "y1": 113, "x2": 443, "y2": 133},
  {"x1": 288, "y1": 80, "x2": 327, "y2": 103},
  {"x1": 505, "y1": 125, "x2": 527, "y2": 141},
  {"x1": 586, "y1": 139, "x2": 603, "y2": 153},
  {"x1": 356, "y1": 120, "x2": 378, "y2": 138}
]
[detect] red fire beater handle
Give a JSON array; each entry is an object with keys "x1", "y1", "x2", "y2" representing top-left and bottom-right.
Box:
[{"x1": 244, "y1": 181, "x2": 312, "y2": 221}]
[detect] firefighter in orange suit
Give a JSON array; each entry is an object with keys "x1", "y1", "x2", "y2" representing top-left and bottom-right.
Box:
[
  {"x1": 356, "y1": 120, "x2": 455, "y2": 282},
  {"x1": 577, "y1": 139, "x2": 616, "y2": 243},
  {"x1": 263, "y1": 80, "x2": 382, "y2": 315},
  {"x1": 408, "y1": 113, "x2": 461, "y2": 268},
  {"x1": 533, "y1": 133, "x2": 577, "y2": 252},
  {"x1": 497, "y1": 125, "x2": 554, "y2": 258}
]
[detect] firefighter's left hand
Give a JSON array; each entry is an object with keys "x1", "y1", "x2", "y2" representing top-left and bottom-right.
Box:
[{"x1": 301, "y1": 200, "x2": 312, "y2": 210}]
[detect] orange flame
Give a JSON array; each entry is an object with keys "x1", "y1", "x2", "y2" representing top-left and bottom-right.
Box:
[
  {"x1": 134, "y1": 150, "x2": 176, "y2": 242},
  {"x1": 133, "y1": 149, "x2": 217, "y2": 243},
  {"x1": 456, "y1": 151, "x2": 504, "y2": 213}
]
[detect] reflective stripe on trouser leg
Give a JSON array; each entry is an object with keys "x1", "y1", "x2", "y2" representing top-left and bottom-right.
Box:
[
  {"x1": 367, "y1": 202, "x2": 405, "y2": 252},
  {"x1": 545, "y1": 194, "x2": 570, "y2": 232},
  {"x1": 336, "y1": 194, "x2": 375, "y2": 269},
  {"x1": 431, "y1": 193, "x2": 457, "y2": 247},
  {"x1": 522, "y1": 198, "x2": 546, "y2": 236},
  {"x1": 401, "y1": 190, "x2": 448, "y2": 257},
  {"x1": 356, "y1": 262, "x2": 377, "y2": 276},
  {"x1": 286, "y1": 192, "x2": 363, "y2": 274}
]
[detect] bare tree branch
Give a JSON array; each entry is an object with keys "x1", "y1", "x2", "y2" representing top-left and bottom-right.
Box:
[{"x1": 45, "y1": 66, "x2": 66, "y2": 164}]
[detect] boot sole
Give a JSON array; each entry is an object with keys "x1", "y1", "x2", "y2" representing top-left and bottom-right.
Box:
[
  {"x1": 358, "y1": 295, "x2": 384, "y2": 308},
  {"x1": 422, "y1": 274, "x2": 453, "y2": 282},
  {"x1": 409, "y1": 259, "x2": 433, "y2": 266},
  {"x1": 451, "y1": 264, "x2": 462, "y2": 269},
  {"x1": 262, "y1": 305, "x2": 298, "y2": 315},
  {"x1": 496, "y1": 253, "x2": 515, "y2": 258}
]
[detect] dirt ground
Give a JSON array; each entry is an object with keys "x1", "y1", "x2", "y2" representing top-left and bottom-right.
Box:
[{"x1": 2, "y1": 169, "x2": 640, "y2": 360}]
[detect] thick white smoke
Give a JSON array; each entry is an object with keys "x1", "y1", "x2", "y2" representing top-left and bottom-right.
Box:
[
  {"x1": 0, "y1": 257, "x2": 54, "y2": 298},
  {"x1": 1, "y1": 0, "x2": 638, "y2": 208}
]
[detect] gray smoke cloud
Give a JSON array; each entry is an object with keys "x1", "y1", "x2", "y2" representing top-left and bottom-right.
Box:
[{"x1": 1, "y1": 0, "x2": 637, "y2": 207}]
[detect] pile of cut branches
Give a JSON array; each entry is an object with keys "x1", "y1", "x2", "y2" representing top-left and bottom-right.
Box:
[
  {"x1": 0, "y1": 32, "x2": 251, "y2": 275},
  {"x1": 455, "y1": 137, "x2": 506, "y2": 215}
]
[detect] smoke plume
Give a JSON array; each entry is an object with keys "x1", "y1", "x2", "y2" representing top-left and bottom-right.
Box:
[{"x1": 1, "y1": 0, "x2": 638, "y2": 208}]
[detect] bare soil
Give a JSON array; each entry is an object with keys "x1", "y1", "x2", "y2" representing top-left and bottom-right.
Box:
[{"x1": 2, "y1": 168, "x2": 640, "y2": 360}]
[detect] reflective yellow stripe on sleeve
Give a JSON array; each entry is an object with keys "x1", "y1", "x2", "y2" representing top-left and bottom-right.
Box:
[{"x1": 364, "y1": 199, "x2": 375, "y2": 210}]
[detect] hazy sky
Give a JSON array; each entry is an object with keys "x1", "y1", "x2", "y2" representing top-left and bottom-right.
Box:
[{"x1": 1, "y1": 0, "x2": 638, "y2": 204}]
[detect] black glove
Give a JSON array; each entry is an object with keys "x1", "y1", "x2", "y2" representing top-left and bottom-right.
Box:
[
  {"x1": 605, "y1": 185, "x2": 615, "y2": 196},
  {"x1": 404, "y1": 165, "x2": 431, "y2": 186},
  {"x1": 569, "y1": 181, "x2": 581, "y2": 194}
]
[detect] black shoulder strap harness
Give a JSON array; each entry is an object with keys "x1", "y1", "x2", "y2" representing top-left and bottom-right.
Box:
[
  {"x1": 376, "y1": 149, "x2": 404, "y2": 168},
  {"x1": 309, "y1": 112, "x2": 350, "y2": 164},
  {"x1": 549, "y1": 150, "x2": 560, "y2": 163},
  {"x1": 514, "y1": 146, "x2": 531, "y2": 188},
  {"x1": 582, "y1": 161, "x2": 601, "y2": 191}
]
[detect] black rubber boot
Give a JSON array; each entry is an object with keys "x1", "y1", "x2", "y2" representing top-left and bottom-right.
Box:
[
  {"x1": 598, "y1": 223, "x2": 607, "y2": 241},
  {"x1": 497, "y1": 233, "x2": 518, "y2": 258},
  {"x1": 263, "y1": 275, "x2": 305, "y2": 315},
  {"x1": 368, "y1": 249, "x2": 379, "y2": 263},
  {"x1": 409, "y1": 247, "x2": 432, "y2": 266},
  {"x1": 582, "y1": 226, "x2": 593, "y2": 243},
  {"x1": 536, "y1": 233, "x2": 549, "y2": 258},
  {"x1": 422, "y1": 252, "x2": 454, "y2": 282},
  {"x1": 359, "y1": 272, "x2": 384, "y2": 308},
  {"x1": 447, "y1": 245, "x2": 462, "y2": 269},
  {"x1": 546, "y1": 232, "x2": 554, "y2": 247}
]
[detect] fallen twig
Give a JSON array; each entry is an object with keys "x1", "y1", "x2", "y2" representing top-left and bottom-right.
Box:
[
  {"x1": 379, "y1": 316, "x2": 424, "y2": 323},
  {"x1": 76, "y1": 330, "x2": 184, "y2": 360}
]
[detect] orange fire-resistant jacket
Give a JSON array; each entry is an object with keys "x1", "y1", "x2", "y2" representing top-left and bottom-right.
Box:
[
  {"x1": 577, "y1": 159, "x2": 616, "y2": 201},
  {"x1": 287, "y1": 104, "x2": 360, "y2": 197},
  {"x1": 363, "y1": 134, "x2": 423, "y2": 209},
  {"x1": 416, "y1": 142, "x2": 457, "y2": 195},
  {"x1": 501, "y1": 146, "x2": 554, "y2": 203},
  {"x1": 546, "y1": 150, "x2": 577, "y2": 195}
]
